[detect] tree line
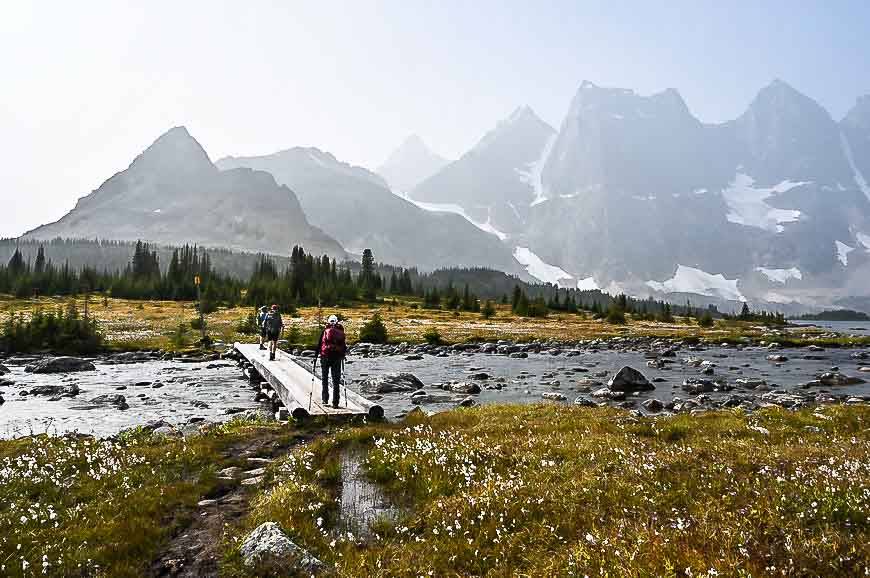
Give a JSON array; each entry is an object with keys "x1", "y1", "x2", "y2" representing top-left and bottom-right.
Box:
[{"x1": 0, "y1": 240, "x2": 786, "y2": 324}]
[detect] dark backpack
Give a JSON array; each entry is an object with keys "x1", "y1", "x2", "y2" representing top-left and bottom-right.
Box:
[
  {"x1": 320, "y1": 324, "x2": 346, "y2": 358},
  {"x1": 264, "y1": 312, "x2": 282, "y2": 333}
]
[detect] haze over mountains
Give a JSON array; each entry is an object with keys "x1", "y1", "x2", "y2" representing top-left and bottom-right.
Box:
[{"x1": 21, "y1": 79, "x2": 870, "y2": 311}]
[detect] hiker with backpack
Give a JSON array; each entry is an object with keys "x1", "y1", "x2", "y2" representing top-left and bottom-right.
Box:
[
  {"x1": 315, "y1": 314, "x2": 347, "y2": 408},
  {"x1": 263, "y1": 304, "x2": 284, "y2": 361},
  {"x1": 256, "y1": 306, "x2": 268, "y2": 350}
]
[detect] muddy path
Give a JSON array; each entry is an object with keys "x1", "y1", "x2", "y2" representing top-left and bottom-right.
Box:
[{"x1": 149, "y1": 426, "x2": 326, "y2": 578}]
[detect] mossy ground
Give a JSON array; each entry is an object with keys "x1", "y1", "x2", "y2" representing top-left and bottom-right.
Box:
[{"x1": 2, "y1": 294, "x2": 863, "y2": 352}]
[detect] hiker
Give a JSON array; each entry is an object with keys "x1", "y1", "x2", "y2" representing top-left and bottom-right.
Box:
[
  {"x1": 256, "y1": 306, "x2": 268, "y2": 350},
  {"x1": 263, "y1": 304, "x2": 283, "y2": 361},
  {"x1": 315, "y1": 314, "x2": 347, "y2": 408}
]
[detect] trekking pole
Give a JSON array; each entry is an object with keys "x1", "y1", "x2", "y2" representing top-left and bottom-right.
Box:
[
  {"x1": 342, "y1": 358, "x2": 348, "y2": 409},
  {"x1": 308, "y1": 357, "x2": 317, "y2": 412}
]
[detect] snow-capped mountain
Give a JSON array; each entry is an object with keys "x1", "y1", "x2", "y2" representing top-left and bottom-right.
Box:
[
  {"x1": 411, "y1": 106, "x2": 556, "y2": 236},
  {"x1": 416, "y1": 81, "x2": 870, "y2": 309},
  {"x1": 216, "y1": 149, "x2": 523, "y2": 274},
  {"x1": 24, "y1": 127, "x2": 346, "y2": 259},
  {"x1": 377, "y1": 135, "x2": 449, "y2": 193}
]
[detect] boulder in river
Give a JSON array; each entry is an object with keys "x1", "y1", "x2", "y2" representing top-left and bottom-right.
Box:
[
  {"x1": 240, "y1": 522, "x2": 323, "y2": 574},
  {"x1": 0, "y1": 394, "x2": 4, "y2": 405},
  {"x1": 0, "y1": 364, "x2": 9, "y2": 375},
  {"x1": 642, "y1": 398, "x2": 664, "y2": 412},
  {"x1": 607, "y1": 366, "x2": 654, "y2": 391},
  {"x1": 443, "y1": 382, "x2": 481, "y2": 394},
  {"x1": 766, "y1": 354, "x2": 788, "y2": 363},
  {"x1": 360, "y1": 373, "x2": 424, "y2": 394},
  {"x1": 89, "y1": 394, "x2": 129, "y2": 410},
  {"x1": 541, "y1": 392, "x2": 567, "y2": 401},
  {"x1": 25, "y1": 357, "x2": 96, "y2": 374},
  {"x1": 817, "y1": 372, "x2": 865, "y2": 386},
  {"x1": 27, "y1": 384, "x2": 80, "y2": 397}
]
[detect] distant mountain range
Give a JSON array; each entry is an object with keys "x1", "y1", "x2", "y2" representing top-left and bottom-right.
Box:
[
  {"x1": 376, "y1": 135, "x2": 449, "y2": 193},
  {"x1": 23, "y1": 127, "x2": 345, "y2": 259},
  {"x1": 21, "y1": 80, "x2": 870, "y2": 311}
]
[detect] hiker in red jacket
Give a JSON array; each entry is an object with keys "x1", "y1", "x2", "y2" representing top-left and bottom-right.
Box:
[{"x1": 315, "y1": 315, "x2": 347, "y2": 408}]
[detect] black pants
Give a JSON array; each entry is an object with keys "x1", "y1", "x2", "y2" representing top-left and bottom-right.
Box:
[{"x1": 321, "y1": 357, "x2": 342, "y2": 405}]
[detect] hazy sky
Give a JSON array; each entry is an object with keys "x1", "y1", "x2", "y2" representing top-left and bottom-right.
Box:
[{"x1": 3, "y1": 0, "x2": 869, "y2": 237}]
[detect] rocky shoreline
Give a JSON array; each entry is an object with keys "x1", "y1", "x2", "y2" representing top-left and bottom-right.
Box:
[{"x1": 2, "y1": 334, "x2": 868, "y2": 437}]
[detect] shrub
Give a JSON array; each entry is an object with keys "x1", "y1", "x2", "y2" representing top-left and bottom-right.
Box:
[
  {"x1": 605, "y1": 305, "x2": 626, "y2": 324},
  {"x1": 697, "y1": 311, "x2": 715, "y2": 327},
  {"x1": 481, "y1": 300, "x2": 496, "y2": 319},
  {"x1": 423, "y1": 327, "x2": 442, "y2": 345},
  {"x1": 359, "y1": 313, "x2": 388, "y2": 344},
  {"x1": 0, "y1": 304, "x2": 103, "y2": 354},
  {"x1": 236, "y1": 309, "x2": 259, "y2": 334},
  {"x1": 171, "y1": 322, "x2": 188, "y2": 349}
]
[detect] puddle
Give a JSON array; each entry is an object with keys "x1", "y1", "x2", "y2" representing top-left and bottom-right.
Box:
[{"x1": 336, "y1": 447, "x2": 398, "y2": 540}]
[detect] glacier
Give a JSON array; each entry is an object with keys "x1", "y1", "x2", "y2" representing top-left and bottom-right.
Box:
[
  {"x1": 513, "y1": 246, "x2": 573, "y2": 286},
  {"x1": 721, "y1": 173, "x2": 806, "y2": 233},
  {"x1": 646, "y1": 265, "x2": 745, "y2": 302},
  {"x1": 756, "y1": 267, "x2": 802, "y2": 284}
]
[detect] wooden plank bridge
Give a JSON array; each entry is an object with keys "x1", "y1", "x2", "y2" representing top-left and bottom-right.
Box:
[{"x1": 234, "y1": 343, "x2": 384, "y2": 420}]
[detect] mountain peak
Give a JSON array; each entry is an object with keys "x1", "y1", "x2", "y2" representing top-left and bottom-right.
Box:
[
  {"x1": 474, "y1": 106, "x2": 554, "y2": 152},
  {"x1": 377, "y1": 134, "x2": 448, "y2": 192},
  {"x1": 843, "y1": 95, "x2": 870, "y2": 129},
  {"x1": 133, "y1": 126, "x2": 215, "y2": 176}
]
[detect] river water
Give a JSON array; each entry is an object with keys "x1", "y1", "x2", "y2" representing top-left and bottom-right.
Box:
[
  {"x1": 788, "y1": 320, "x2": 870, "y2": 336},
  {"x1": 2, "y1": 344, "x2": 869, "y2": 439}
]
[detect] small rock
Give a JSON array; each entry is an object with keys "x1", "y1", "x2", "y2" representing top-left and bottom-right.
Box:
[
  {"x1": 818, "y1": 372, "x2": 865, "y2": 386},
  {"x1": 197, "y1": 499, "x2": 218, "y2": 507},
  {"x1": 404, "y1": 354, "x2": 423, "y2": 361},
  {"x1": 573, "y1": 396, "x2": 596, "y2": 407},
  {"x1": 509, "y1": 352, "x2": 528, "y2": 359},
  {"x1": 89, "y1": 394, "x2": 129, "y2": 410},
  {"x1": 541, "y1": 392, "x2": 567, "y2": 401},
  {"x1": 458, "y1": 396, "x2": 475, "y2": 407},
  {"x1": 766, "y1": 355, "x2": 788, "y2": 363},
  {"x1": 642, "y1": 399, "x2": 664, "y2": 412}
]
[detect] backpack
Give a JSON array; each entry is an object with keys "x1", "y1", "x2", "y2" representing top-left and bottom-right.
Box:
[
  {"x1": 320, "y1": 324, "x2": 347, "y2": 358},
  {"x1": 263, "y1": 312, "x2": 282, "y2": 333}
]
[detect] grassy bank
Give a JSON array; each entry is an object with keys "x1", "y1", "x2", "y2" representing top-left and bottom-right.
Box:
[
  {"x1": 229, "y1": 404, "x2": 870, "y2": 577},
  {"x1": 0, "y1": 418, "x2": 287, "y2": 577},
  {"x1": 1, "y1": 405, "x2": 868, "y2": 576},
  {"x1": 2, "y1": 294, "x2": 865, "y2": 352}
]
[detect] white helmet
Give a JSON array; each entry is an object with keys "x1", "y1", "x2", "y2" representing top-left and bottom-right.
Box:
[{"x1": 327, "y1": 315, "x2": 339, "y2": 325}]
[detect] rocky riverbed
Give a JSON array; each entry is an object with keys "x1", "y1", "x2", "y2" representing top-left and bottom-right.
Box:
[{"x1": 2, "y1": 337, "x2": 869, "y2": 438}]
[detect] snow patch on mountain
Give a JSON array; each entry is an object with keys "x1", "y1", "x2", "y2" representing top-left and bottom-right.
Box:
[
  {"x1": 401, "y1": 195, "x2": 508, "y2": 241},
  {"x1": 576, "y1": 277, "x2": 600, "y2": 291},
  {"x1": 840, "y1": 132, "x2": 870, "y2": 201},
  {"x1": 857, "y1": 232, "x2": 870, "y2": 251},
  {"x1": 756, "y1": 267, "x2": 802, "y2": 284},
  {"x1": 517, "y1": 134, "x2": 557, "y2": 206},
  {"x1": 836, "y1": 240, "x2": 855, "y2": 266},
  {"x1": 513, "y1": 246, "x2": 573, "y2": 286},
  {"x1": 646, "y1": 265, "x2": 745, "y2": 302},
  {"x1": 721, "y1": 173, "x2": 807, "y2": 232}
]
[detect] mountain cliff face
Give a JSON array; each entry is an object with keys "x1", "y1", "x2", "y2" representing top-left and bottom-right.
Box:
[
  {"x1": 377, "y1": 135, "x2": 449, "y2": 193},
  {"x1": 412, "y1": 106, "x2": 556, "y2": 235},
  {"x1": 416, "y1": 81, "x2": 870, "y2": 308},
  {"x1": 216, "y1": 149, "x2": 523, "y2": 274},
  {"x1": 23, "y1": 127, "x2": 345, "y2": 259}
]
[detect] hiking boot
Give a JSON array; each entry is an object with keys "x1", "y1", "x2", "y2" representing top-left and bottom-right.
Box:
[
  {"x1": 332, "y1": 402, "x2": 340, "y2": 409},
  {"x1": 259, "y1": 345, "x2": 266, "y2": 351},
  {"x1": 269, "y1": 353, "x2": 275, "y2": 361}
]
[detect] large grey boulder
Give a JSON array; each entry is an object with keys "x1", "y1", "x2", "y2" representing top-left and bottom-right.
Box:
[
  {"x1": 360, "y1": 373, "x2": 424, "y2": 394},
  {"x1": 25, "y1": 357, "x2": 96, "y2": 374},
  {"x1": 240, "y1": 522, "x2": 323, "y2": 574},
  {"x1": 89, "y1": 394, "x2": 129, "y2": 410},
  {"x1": 607, "y1": 366, "x2": 654, "y2": 391},
  {"x1": 0, "y1": 364, "x2": 10, "y2": 375},
  {"x1": 27, "y1": 384, "x2": 80, "y2": 397},
  {"x1": 818, "y1": 372, "x2": 865, "y2": 386}
]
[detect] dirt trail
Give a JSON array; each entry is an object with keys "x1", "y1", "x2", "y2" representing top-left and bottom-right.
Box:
[{"x1": 149, "y1": 429, "x2": 319, "y2": 578}]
